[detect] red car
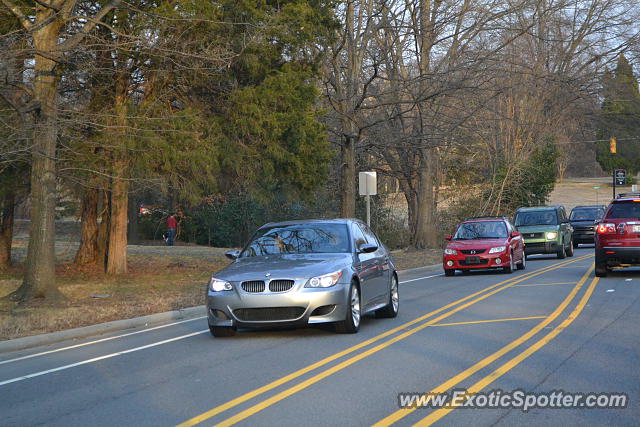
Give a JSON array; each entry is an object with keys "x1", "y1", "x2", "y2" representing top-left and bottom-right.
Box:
[
  {"x1": 443, "y1": 216, "x2": 526, "y2": 276},
  {"x1": 595, "y1": 193, "x2": 640, "y2": 277}
]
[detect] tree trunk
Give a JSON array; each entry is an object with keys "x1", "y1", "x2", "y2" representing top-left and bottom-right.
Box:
[
  {"x1": 399, "y1": 179, "x2": 417, "y2": 242},
  {"x1": 106, "y1": 159, "x2": 128, "y2": 274},
  {"x1": 337, "y1": 0, "x2": 361, "y2": 219},
  {"x1": 413, "y1": 148, "x2": 439, "y2": 248},
  {"x1": 340, "y1": 134, "x2": 356, "y2": 218},
  {"x1": 12, "y1": 23, "x2": 64, "y2": 301},
  {"x1": 97, "y1": 189, "x2": 110, "y2": 269},
  {"x1": 411, "y1": 0, "x2": 440, "y2": 249},
  {"x1": 106, "y1": 72, "x2": 129, "y2": 274},
  {"x1": 0, "y1": 191, "x2": 16, "y2": 269},
  {"x1": 74, "y1": 186, "x2": 100, "y2": 265}
]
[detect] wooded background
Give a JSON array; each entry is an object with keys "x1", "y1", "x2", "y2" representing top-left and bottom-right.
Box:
[{"x1": 1, "y1": 0, "x2": 639, "y2": 302}]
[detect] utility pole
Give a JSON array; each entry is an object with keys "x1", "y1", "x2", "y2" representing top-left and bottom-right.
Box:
[{"x1": 610, "y1": 137, "x2": 617, "y2": 199}]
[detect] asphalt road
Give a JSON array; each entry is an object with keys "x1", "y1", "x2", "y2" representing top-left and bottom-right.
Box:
[{"x1": 1, "y1": 248, "x2": 638, "y2": 426}]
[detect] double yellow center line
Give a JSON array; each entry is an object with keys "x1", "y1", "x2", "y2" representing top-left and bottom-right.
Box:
[
  {"x1": 376, "y1": 262, "x2": 597, "y2": 426},
  {"x1": 177, "y1": 254, "x2": 592, "y2": 427}
]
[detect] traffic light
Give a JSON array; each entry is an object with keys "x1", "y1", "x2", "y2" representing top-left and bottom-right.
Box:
[{"x1": 610, "y1": 136, "x2": 617, "y2": 154}]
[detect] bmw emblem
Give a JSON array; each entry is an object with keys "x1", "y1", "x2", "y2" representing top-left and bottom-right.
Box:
[
  {"x1": 265, "y1": 273, "x2": 271, "y2": 277},
  {"x1": 470, "y1": 250, "x2": 476, "y2": 255}
]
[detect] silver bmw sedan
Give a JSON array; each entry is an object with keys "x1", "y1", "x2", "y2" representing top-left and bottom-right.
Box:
[{"x1": 206, "y1": 219, "x2": 399, "y2": 337}]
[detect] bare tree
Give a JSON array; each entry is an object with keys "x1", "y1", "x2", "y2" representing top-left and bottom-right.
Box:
[
  {"x1": 1, "y1": 0, "x2": 120, "y2": 301},
  {"x1": 324, "y1": 0, "x2": 385, "y2": 217}
]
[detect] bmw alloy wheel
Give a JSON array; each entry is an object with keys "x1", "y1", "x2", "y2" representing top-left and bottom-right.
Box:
[
  {"x1": 391, "y1": 277, "x2": 399, "y2": 313},
  {"x1": 376, "y1": 275, "x2": 399, "y2": 318},
  {"x1": 351, "y1": 287, "x2": 361, "y2": 328}
]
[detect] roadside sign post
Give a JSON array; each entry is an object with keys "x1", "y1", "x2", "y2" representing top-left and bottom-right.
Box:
[
  {"x1": 613, "y1": 169, "x2": 626, "y2": 198},
  {"x1": 358, "y1": 172, "x2": 377, "y2": 227}
]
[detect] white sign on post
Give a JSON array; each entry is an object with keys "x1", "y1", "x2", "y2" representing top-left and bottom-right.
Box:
[
  {"x1": 359, "y1": 172, "x2": 377, "y2": 227},
  {"x1": 359, "y1": 172, "x2": 377, "y2": 195}
]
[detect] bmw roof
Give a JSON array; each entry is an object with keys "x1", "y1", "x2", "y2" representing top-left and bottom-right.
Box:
[{"x1": 260, "y1": 218, "x2": 361, "y2": 228}]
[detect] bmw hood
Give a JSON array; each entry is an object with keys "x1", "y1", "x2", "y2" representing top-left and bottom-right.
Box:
[{"x1": 213, "y1": 253, "x2": 354, "y2": 282}]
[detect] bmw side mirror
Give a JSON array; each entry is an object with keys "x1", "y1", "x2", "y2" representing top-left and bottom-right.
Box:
[
  {"x1": 358, "y1": 243, "x2": 378, "y2": 254},
  {"x1": 510, "y1": 231, "x2": 520, "y2": 238},
  {"x1": 225, "y1": 250, "x2": 240, "y2": 260},
  {"x1": 445, "y1": 235, "x2": 453, "y2": 241}
]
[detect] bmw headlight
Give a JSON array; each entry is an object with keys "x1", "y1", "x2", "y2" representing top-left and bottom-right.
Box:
[
  {"x1": 305, "y1": 271, "x2": 343, "y2": 288},
  {"x1": 488, "y1": 246, "x2": 506, "y2": 254},
  {"x1": 546, "y1": 232, "x2": 557, "y2": 240},
  {"x1": 209, "y1": 277, "x2": 232, "y2": 292},
  {"x1": 444, "y1": 248, "x2": 457, "y2": 255}
]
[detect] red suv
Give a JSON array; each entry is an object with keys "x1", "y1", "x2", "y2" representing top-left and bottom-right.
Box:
[
  {"x1": 595, "y1": 194, "x2": 640, "y2": 277},
  {"x1": 443, "y1": 217, "x2": 526, "y2": 276}
]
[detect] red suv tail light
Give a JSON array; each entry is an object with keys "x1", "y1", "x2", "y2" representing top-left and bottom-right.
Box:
[{"x1": 597, "y1": 223, "x2": 616, "y2": 234}]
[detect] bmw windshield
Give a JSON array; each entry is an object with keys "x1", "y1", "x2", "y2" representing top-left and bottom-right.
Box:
[{"x1": 241, "y1": 223, "x2": 350, "y2": 257}]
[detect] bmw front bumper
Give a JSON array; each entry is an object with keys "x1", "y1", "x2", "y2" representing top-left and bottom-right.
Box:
[{"x1": 206, "y1": 280, "x2": 351, "y2": 328}]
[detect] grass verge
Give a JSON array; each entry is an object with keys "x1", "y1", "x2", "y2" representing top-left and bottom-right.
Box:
[{"x1": 0, "y1": 245, "x2": 441, "y2": 341}]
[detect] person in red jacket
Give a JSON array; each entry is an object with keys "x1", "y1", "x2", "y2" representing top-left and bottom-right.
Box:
[{"x1": 166, "y1": 213, "x2": 177, "y2": 246}]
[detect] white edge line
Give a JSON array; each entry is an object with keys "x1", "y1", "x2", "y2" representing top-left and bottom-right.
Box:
[
  {"x1": 0, "y1": 316, "x2": 207, "y2": 366},
  {"x1": 0, "y1": 330, "x2": 209, "y2": 387},
  {"x1": 0, "y1": 273, "x2": 443, "y2": 382},
  {"x1": 400, "y1": 273, "x2": 443, "y2": 284},
  {"x1": 0, "y1": 256, "x2": 591, "y2": 386},
  {"x1": 1, "y1": 270, "x2": 442, "y2": 365}
]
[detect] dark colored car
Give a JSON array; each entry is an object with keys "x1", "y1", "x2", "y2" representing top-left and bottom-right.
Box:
[
  {"x1": 595, "y1": 194, "x2": 640, "y2": 277},
  {"x1": 514, "y1": 206, "x2": 574, "y2": 258},
  {"x1": 206, "y1": 219, "x2": 398, "y2": 337},
  {"x1": 443, "y1": 216, "x2": 525, "y2": 276},
  {"x1": 570, "y1": 205, "x2": 606, "y2": 247}
]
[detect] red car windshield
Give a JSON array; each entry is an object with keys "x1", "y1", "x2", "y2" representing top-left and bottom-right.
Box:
[{"x1": 454, "y1": 221, "x2": 507, "y2": 240}]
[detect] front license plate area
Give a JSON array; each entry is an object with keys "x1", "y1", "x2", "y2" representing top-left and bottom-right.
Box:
[{"x1": 466, "y1": 256, "x2": 480, "y2": 264}]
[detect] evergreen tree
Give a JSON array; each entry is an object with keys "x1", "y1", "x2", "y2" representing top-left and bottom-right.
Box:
[{"x1": 596, "y1": 55, "x2": 640, "y2": 174}]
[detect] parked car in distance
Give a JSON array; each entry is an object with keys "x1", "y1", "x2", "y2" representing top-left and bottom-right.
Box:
[
  {"x1": 514, "y1": 206, "x2": 574, "y2": 259},
  {"x1": 443, "y1": 216, "x2": 525, "y2": 276},
  {"x1": 570, "y1": 205, "x2": 606, "y2": 247},
  {"x1": 595, "y1": 194, "x2": 640, "y2": 277},
  {"x1": 206, "y1": 219, "x2": 398, "y2": 337}
]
